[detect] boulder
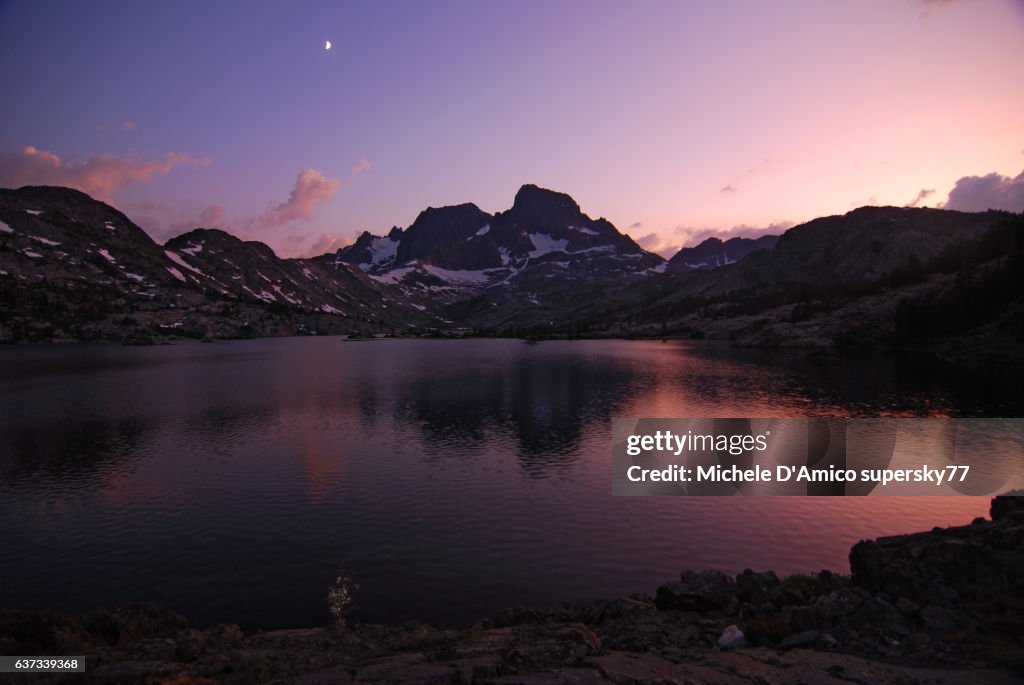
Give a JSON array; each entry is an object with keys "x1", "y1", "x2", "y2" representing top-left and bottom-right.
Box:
[
  {"x1": 717, "y1": 624, "x2": 747, "y2": 649},
  {"x1": 990, "y1": 491, "x2": 1024, "y2": 521},
  {"x1": 780, "y1": 629, "x2": 821, "y2": 649},
  {"x1": 735, "y1": 569, "x2": 779, "y2": 606},
  {"x1": 850, "y1": 496, "x2": 1024, "y2": 606},
  {"x1": 655, "y1": 571, "x2": 737, "y2": 612}
]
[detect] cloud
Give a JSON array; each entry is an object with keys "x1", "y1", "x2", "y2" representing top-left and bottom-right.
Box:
[
  {"x1": 630, "y1": 221, "x2": 793, "y2": 259},
  {"x1": 198, "y1": 204, "x2": 225, "y2": 226},
  {"x1": 350, "y1": 158, "x2": 372, "y2": 176},
  {"x1": 720, "y1": 184, "x2": 738, "y2": 193},
  {"x1": 942, "y1": 169, "x2": 1024, "y2": 212},
  {"x1": 0, "y1": 145, "x2": 210, "y2": 200},
  {"x1": 633, "y1": 232, "x2": 681, "y2": 259},
  {"x1": 123, "y1": 200, "x2": 227, "y2": 243},
  {"x1": 260, "y1": 168, "x2": 341, "y2": 226},
  {"x1": 139, "y1": 165, "x2": 358, "y2": 253},
  {"x1": 904, "y1": 188, "x2": 935, "y2": 208},
  {"x1": 303, "y1": 232, "x2": 351, "y2": 257},
  {"x1": 120, "y1": 120, "x2": 137, "y2": 132},
  {"x1": 675, "y1": 221, "x2": 794, "y2": 247}
]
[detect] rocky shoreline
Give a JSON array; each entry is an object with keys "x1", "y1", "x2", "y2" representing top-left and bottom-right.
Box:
[{"x1": 3, "y1": 495, "x2": 1022, "y2": 684}]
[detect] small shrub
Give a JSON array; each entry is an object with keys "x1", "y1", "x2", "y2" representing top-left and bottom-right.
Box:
[{"x1": 327, "y1": 572, "x2": 358, "y2": 626}]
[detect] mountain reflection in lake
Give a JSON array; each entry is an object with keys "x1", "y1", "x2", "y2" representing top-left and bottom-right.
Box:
[{"x1": 0, "y1": 338, "x2": 1019, "y2": 630}]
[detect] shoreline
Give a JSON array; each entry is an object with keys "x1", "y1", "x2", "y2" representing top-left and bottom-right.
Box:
[
  {"x1": 3, "y1": 494, "x2": 1022, "y2": 684},
  {"x1": 1, "y1": 330, "x2": 1017, "y2": 368}
]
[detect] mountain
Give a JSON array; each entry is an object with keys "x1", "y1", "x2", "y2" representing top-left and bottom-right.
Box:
[
  {"x1": 629, "y1": 206, "x2": 1024, "y2": 358},
  {"x1": 2, "y1": 184, "x2": 1020, "y2": 359},
  {"x1": 0, "y1": 186, "x2": 415, "y2": 342},
  {"x1": 667, "y1": 234, "x2": 779, "y2": 272},
  {"x1": 657, "y1": 205, "x2": 1009, "y2": 300},
  {"x1": 163, "y1": 228, "x2": 389, "y2": 317},
  {"x1": 334, "y1": 184, "x2": 664, "y2": 328}
]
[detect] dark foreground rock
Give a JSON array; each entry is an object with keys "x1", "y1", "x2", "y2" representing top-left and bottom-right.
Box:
[{"x1": 2, "y1": 495, "x2": 1022, "y2": 684}]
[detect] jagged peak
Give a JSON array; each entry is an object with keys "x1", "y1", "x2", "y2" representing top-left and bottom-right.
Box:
[
  {"x1": 510, "y1": 184, "x2": 582, "y2": 218},
  {"x1": 411, "y1": 202, "x2": 488, "y2": 225}
]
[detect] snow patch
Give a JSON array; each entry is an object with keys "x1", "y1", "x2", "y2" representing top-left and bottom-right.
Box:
[
  {"x1": 104, "y1": 221, "x2": 116, "y2": 231},
  {"x1": 528, "y1": 233, "x2": 569, "y2": 257},
  {"x1": 650, "y1": 262, "x2": 668, "y2": 274},
  {"x1": 97, "y1": 248, "x2": 116, "y2": 263},
  {"x1": 166, "y1": 266, "x2": 186, "y2": 282},
  {"x1": 165, "y1": 250, "x2": 207, "y2": 276},
  {"x1": 179, "y1": 241, "x2": 204, "y2": 255},
  {"x1": 25, "y1": 209, "x2": 42, "y2": 216},
  {"x1": 570, "y1": 225, "x2": 599, "y2": 236},
  {"x1": 125, "y1": 273, "x2": 145, "y2": 282},
  {"x1": 369, "y1": 266, "x2": 415, "y2": 285},
  {"x1": 31, "y1": 236, "x2": 61, "y2": 247},
  {"x1": 423, "y1": 264, "x2": 492, "y2": 285},
  {"x1": 320, "y1": 304, "x2": 345, "y2": 315},
  {"x1": 0, "y1": 220, "x2": 14, "y2": 233},
  {"x1": 572, "y1": 244, "x2": 616, "y2": 255},
  {"x1": 466, "y1": 224, "x2": 491, "y2": 241},
  {"x1": 242, "y1": 285, "x2": 275, "y2": 302},
  {"x1": 272, "y1": 285, "x2": 301, "y2": 306},
  {"x1": 21, "y1": 249, "x2": 43, "y2": 259},
  {"x1": 359, "y1": 236, "x2": 399, "y2": 269}
]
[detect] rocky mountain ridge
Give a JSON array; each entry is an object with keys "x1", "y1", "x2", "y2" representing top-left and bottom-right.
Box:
[
  {"x1": 1, "y1": 184, "x2": 1020, "y2": 355},
  {"x1": 667, "y1": 234, "x2": 780, "y2": 272}
]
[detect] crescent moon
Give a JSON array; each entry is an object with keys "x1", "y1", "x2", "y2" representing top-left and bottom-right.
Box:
[{"x1": 325, "y1": 40, "x2": 332, "y2": 51}]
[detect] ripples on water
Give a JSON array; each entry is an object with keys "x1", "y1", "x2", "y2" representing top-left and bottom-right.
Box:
[{"x1": 0, "y1": 338, "x2": 1020, "y2": 629}]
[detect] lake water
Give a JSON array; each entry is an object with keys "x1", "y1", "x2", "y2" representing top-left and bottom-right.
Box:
[{"x1": 1, "y1": 338, "x2": 1020, "y2": 630}]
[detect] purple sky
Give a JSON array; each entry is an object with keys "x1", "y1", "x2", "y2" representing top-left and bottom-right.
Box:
[{"x1": 1, "y1": 0, "x2": 1022, "y2": 258}]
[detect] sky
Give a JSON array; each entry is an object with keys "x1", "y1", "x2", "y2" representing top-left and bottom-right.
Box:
[{"x1": 1, "y1": 0, "x2": 1022, "y2": 259}]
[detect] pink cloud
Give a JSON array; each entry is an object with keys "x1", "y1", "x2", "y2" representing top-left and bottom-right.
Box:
[
  {"x1": 121, "y1": 120, "x2": 137, "y2": 132},
  {"x1": 633, "y1": 232, "x2": 681, "y2": 259},
  {"x1": 302, "y1": 232, "x2": 351, "y2": 257},
  {"x1": 629, "y1": 220, "x2": 794, "y2": 259},
  {"x1": 942, "y1": 169, "x2": 1024, "y2": 213},
  {"x1": 260, "y1": 168, "x2": 341, "y2": 226},
  {"x1": 0, "y1": 145, "x2": 210, "y2": 200},
  {"x1": 904, "y1": 188, "x2": 935, "y2": 208},
  {"x1": 198, "y1": 204, "x2": 225, "y2": 226},
  {"x1": 350, "y1": 158, "x2": 372, "y2": 176},
  {"x1": 123, "y1": 201, "x2": 226, "y2": 243},
  {"x1": 674, "y1": 221, "x2": 793, "y2": 247}
]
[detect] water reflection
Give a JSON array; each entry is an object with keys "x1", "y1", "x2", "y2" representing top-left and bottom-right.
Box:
[
  {"x1": 0, "y1": 338, "x2": 1021, "y2": 630},
  {"x1": 1, "y1": 418, "x2": 153, "y2": 495},
  {"x1": 395, "y1": 352, "x2": 647, "y2": 475}
]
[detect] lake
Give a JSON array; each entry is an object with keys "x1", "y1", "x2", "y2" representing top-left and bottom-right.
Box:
[{"x1": 1, "y1": 337, "x2": 1020, "y2": 630}]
